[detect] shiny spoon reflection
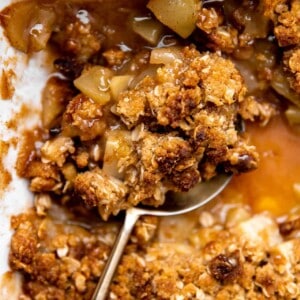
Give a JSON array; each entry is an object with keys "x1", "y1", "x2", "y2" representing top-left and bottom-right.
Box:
[{"x1": 92, "y1": 173, "x2": 232, "y2": 300}]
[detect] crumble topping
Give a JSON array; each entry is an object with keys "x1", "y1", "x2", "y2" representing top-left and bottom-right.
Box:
[
  {"x1": 9, "y1": 202, "x2": 300, "y2": 299},
  {"x1": 18, "y1": 45, "x2": 261, "y2": 220}
]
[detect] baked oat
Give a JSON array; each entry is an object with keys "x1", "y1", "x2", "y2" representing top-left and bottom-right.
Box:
[{"x1": 10, "y1": 201, "x2": 300, "y2": 299}]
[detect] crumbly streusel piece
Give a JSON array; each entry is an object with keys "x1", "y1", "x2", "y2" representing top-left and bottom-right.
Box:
[
  {"x1": 196, "y1": 2, "x2": 270, "y2": 54},
  {"x1": 283, "y1": 47, "x2": 300, "y2": 94},
  {"x1": 116, "y1": 46, "x2": 258, "y2": 182},
  {"x1": 53, "y1": 19, "x2": 102, "y2": 62},
  {"x1": 74, "y1": 168, "x2": 128, "y2": 220},
  {"x1": 62, "y1": 94, "x2": 107, "y2": 141},
  {"x1": 262, "y1": 0, "x2": 300, "y2": 47}
]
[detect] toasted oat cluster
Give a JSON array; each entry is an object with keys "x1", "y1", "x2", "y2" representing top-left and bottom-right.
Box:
[
  {"x1": 262, "y1": 0, "x2": 300, "y2": 47},
  {"x1": 283, "y1": 47, "x2": 300, "y2": 95},
  {"x1": 10, "y1": 200, "x2": 300, "y2": 299},
  {"x1": 261, "y1": 0, "x2": 300, "y2": 108}
]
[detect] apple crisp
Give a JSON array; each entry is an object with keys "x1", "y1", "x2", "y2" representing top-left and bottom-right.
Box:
[{"x1": 1, "y1": 0, "x2": 300, "y2": 299}]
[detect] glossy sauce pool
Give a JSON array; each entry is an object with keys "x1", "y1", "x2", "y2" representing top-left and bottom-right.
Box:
[{"x1": 223, "y1": 115, "x2": 300, "y2": 216}]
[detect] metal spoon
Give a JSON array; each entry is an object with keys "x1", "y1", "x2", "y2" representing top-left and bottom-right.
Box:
[{"x1": 92, "y1": 173, "x2": 232, "y2": 300}]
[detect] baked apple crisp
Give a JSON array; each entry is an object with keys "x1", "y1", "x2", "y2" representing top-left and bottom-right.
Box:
[{"x1": 1, "y1": 0, "x2": 300, "y2": 299}]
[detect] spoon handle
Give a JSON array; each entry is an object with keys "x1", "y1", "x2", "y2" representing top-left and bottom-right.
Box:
[{"x1": 92, "y1": 208, "x2": 141, "y2": 300}]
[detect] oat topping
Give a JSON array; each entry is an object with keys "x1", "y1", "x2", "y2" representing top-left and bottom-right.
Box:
[{"x1": 10, "y1": 203, "x2": 300, "y2": 299}]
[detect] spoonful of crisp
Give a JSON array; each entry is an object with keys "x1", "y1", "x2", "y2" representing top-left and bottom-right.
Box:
[{"x1": 91, "y1": 173, "x2": 232, "y2": 300}]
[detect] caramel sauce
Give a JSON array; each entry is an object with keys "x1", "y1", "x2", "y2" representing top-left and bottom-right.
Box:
[
  {"x1": 0, "y1": 69, "x2": 16, "y2": 100},
  {"x1": 221, "y1": 115, "x2": 300, "y2": 216},
  {"x1": 0, "y1": 140, "x2": 12, "y2": 197},
  {"x1": 15, "y1": 129, "x2": 45, "y2": 177}
]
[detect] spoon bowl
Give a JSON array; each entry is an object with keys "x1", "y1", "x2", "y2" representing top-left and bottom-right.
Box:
[{"x1": 92, "y1": 173, "x2": 232, "y2": 300}]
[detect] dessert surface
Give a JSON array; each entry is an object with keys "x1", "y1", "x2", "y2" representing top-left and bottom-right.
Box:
[{"x1": 0, "y1": 0, "x2": 300, "y2": 299}]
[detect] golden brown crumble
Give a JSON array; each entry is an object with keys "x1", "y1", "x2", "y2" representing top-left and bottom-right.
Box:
[
  {"x1": 283, "y1": 47, "x2": 300, "y2": 94},
  {"x1": 52, "y1": 20, "x2": 102, "y2": 63},
  {"x1": 15, "y1": 44, "x2": 263, "y2": 220},
  {"x1": 263, "y1": 0, "x2": 300, "y2": 47},
  {"x1": 9, "y1": 202, "x2": 300, "y2": 299},
  {"x1": 62, "y1": 94, "x2": 107, "y2": 141}
]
